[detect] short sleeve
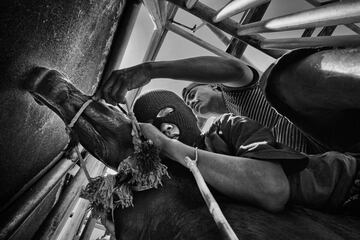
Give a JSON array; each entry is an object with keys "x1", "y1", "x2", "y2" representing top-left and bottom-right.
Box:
[
  {"x1": 219, "y1": 65, "x2": 260, "y2": 92},
  {"x1": 204, "y1": 113, "x2": 309, "y2": 174}
]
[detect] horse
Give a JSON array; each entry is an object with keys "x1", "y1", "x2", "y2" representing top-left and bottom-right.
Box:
[{"x1": 25, "y1": 66, "x2": 360, "y2": 240}]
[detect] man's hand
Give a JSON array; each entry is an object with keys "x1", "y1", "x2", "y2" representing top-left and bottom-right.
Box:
[
  {"x1": 96, "y1": 63, "x2": 151, "y2": 105},
  {"x1": 139, "y1": 123, "x2": 169, "y2": 150}
]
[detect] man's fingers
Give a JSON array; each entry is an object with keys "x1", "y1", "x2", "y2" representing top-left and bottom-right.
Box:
[
  {"x1": 101, "y1": 72, "x2": 119, "y2": 104},
  {"x1": 117, "y1": 87, "x2": 128, "y2": 104},
  {"x1": 110, "y1": 79, "x2": 122, "y2": 103}
]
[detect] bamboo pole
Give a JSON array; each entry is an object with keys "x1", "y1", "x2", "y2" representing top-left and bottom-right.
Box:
[
  {"x1": 237, "y1": 1, "x2": 360, "y2": 35},
  {"x1": 213, "y1": 0, "x2": 271, "y2": 23},
  {"x1": 261, "y1": 35, "x2": 360, "y2": 49},
  {"x1": 184, "y1": 156, "x2": 239, "y2": 240}
]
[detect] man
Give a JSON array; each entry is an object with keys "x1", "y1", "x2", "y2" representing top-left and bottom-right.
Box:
[
  {"x1": 96, "y1": 48, "x2": 360, "y2": 155},
  {"x1": 96, "y1": 55, "x2": 313, "y2": 153},
  {"x1": 132, "y1": 90, "x2": 359, "y2": 213}
]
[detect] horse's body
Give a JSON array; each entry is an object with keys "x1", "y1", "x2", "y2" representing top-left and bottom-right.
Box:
[
  {"x1": 26, "y1": 67, "x2": 360, "y2": 240},
  {"x1": 114, "y1": 161, "x2": 360, "y2": 240}
]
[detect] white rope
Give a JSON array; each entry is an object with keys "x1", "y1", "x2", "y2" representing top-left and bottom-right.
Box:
[
  {"x1": 68, "y1": 98, "x2": 93, "y2": 129},
  {"x1": 66, "y1": 98, "x2": 94, "y2": 182}
]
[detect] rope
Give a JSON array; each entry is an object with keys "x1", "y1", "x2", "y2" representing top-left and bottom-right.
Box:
[
  {"x1": 75, "y1": 144, "x2": 92, "y2": 182},
  {"x1": 66, "y1": 98, "x2": 94, "y2": 182},
  {"x1": 184, "y1": 148, "x2": 239, "y2": 240},
  {"x1": 67, "y1": 98, "x2": 93, "y2": 129}
]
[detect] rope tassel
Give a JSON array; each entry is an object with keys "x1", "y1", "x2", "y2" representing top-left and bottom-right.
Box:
[{"x1": 78, "y1": 99, "x2": 169, "y2": 217}]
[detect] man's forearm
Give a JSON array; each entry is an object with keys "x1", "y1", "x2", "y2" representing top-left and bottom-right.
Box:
[
  {"x1": 162, "y1": 139, "x2": 290, "y2": 212},
  {"x1": 146, "y1": 56, "x2": 253, "y2": 87}
]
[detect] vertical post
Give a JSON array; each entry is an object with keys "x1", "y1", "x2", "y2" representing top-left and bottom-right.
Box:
[{"x1": 95, "y1": 0, "x2": 142, "y2": 99}]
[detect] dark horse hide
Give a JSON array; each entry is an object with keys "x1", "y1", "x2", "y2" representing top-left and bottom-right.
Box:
[
  {"x1": 25, "y1": 67, "x2": 360, "y2": 240},
  {"x1": 114, "y1": 161, "x2": 360, "y2": 240},
  {"x1": 24, "y1": 67, "x2": 133, "y2": 170}
]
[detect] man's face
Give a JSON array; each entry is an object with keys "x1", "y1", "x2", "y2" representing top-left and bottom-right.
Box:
[
  {"x1": 184, "y1": 85, "x2": 221, "y2": 118},
  {"x1": 156, "y1": 107, "x2": 180, "y2": 140},
  {"x1": 160, "y1": 123, "x2": 180, "y2": 140}
]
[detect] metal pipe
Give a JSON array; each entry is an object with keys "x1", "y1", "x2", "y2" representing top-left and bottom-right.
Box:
[
  {"x1": 57, "y1": 198, "x2": 90, "y2": 240},
  {"x1": 127, "y1": 4, "x2": 179, "y2": 107},
  {"x1": 167, "y1": 23, "x2": 248, "y2": 63},
  {"x1": 346, "y1": 23, "x2": 360, "y2": 35},
  {"x1": 186, "y1": 0, "x2": 198, "y2": 9},
  {"x1": 206, "y1": 23, "x2": 231, "y2": 46},
  {"x1": 34, "y1": 155, "x2": 106, "y2": 240},
  {"x1": 261, "y1": 35, "x2": 360, "y2": 49},
  {"x1": 78, "y1": 217, "x2": 97, "y2": 240},
  {"x1": 142, "y1": 0, "x2": 167, "y2": 29},
  {"x1": 226, "y1": 1, "x2": 270, "y2": 58},
  {"x1": 213, "y1": 0, "x2": 271, "y2": 23},
  {"x1": 302, "y1": 28, "x2": 315, "y2": 37},
  {"x1": 127, "y1": 27, "x2": 169, "y2": 107},
  {"x1": 0, "y1": 152, "x2": 77, "y2": 239},
  {"x1": 304, "y1": 1, "x2": 360, "y2": 38},
  {"x1": 238, "y1": 1, "x2": 360, "y2": 35},
  {"x1": 317, "y1": 25, "x2": 336, "y2": 37},
  {"x1": 0, "y1": 145, "x2": 68, "y2": 213},
  {"x1": 166, "y1": 0, "x2": 284, "y2": 58}
]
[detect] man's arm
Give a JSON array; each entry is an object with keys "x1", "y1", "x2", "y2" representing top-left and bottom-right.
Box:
[
  {"x1": 148, "y1": 56, "x2": 253, "y2": 87},
  {"x1": 97, "y1": 56, "x2": 253, "y2": 104},
  {"x1": 139, "y1": 123, "x2": 290, "y2": 212},
  {"x1": 165, "y1": 139, "x2": 289, "y2": 212}
]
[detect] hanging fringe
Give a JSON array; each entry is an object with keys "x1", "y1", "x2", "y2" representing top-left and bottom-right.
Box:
[{"x1": 79, "y1": 99, "x2": 170, "y2": 218}]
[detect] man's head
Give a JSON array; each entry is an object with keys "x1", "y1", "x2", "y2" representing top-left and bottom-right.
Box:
[
  {"x1": 182, "y1": 83, "x2": 224, "y2": 119},
  {"x1": 133, "y1": 90, "x2": 201, "y2": 146}
]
